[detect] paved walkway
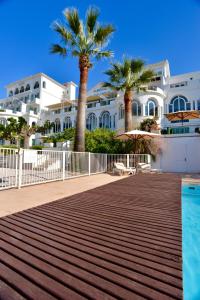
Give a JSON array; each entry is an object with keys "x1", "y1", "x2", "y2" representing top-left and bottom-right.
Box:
[
  {"x1": 0, "y1": 174, "x2": 125, "y2": 217},
  {"x1": 0, "y1": 174, "x2": 182, "y2": 299}
]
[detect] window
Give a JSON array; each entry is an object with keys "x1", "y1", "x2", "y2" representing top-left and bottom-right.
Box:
[
  {"x1": 172, "y1": 127, "x2": 189, "y2": 134},
  {"x1": 25, "y1": 84, "x2": 30, "y2": 91},
  {"x1": 145, "y1": 99, "x2": 158, "y2": 116},
  {"x1": 53, "y1": 118, "x2": 61, "y2": 133},
  {"x1": 169, "y1": 96, "x2": 189, "y2": 113},
  {"x1": 151, "y1": 76, "x2": 161, "y2": 82},
  {"x1": 9, "y1": 91, "x2": 13, "y2": 97},
  {"x1": 35, "y1": 93, "x2": 40, "y2": 99},
  {"x1": 100, "y1": 99, "x2": 110, "y2": 106},
  {"x1": 86, "y1": 113, "x2": 97, "y2": 131},
  {"x1": 24, "y1": 95, "x2": 29, "y2": 103},
  {"x1": 34, "y1": 81, "x2": 39, "y2": 89},
  {"x1": 20, "y1": 86, "x2": 24, "y2": 93},
  {"x1": 132, "y1": 100, "x2": 142, "y2": 116},
  {"x1": 170, "y1": 81, "x2": 187, "y2": 88},
  {"x1": 87, "y1": 102, "x2": 97, "y2": 108},
  {"x1": 42, "y1": 81, "x2": 46, "y2": 89},
  {"x1": 54, "y1": 109, "x2": 61, "y2": 114},
  {"x1": 0, "y1": 118, "x2": 7, "y2": 126},
  {"x1": 64, "y1": 106, "x2": 72, "y2": 112},
  {"x1": 14, "y1": 88, "x2": 19, "y2": 95},
  {"x1": 197, "y1": 100, "x2": 200, "y2": 111},
  {"x1": 63, "y1": 117, "x2": 72, "y2": 130},
  {"x1": 99, "y1": 111, "x2": 111, "y2": 129},
  {"x1": 119, "y1": 104, "x2": 124, "y2": 120}
]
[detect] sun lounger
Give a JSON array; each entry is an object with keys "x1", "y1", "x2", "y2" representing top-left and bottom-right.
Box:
[
  {"x1": 113, "y1": 162, "x2": 136, "y2": 176},
  {"x1": 137, "y1": 162, "x2": 151, "y2": 173}
]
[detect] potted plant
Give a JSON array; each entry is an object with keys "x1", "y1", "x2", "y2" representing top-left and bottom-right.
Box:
[
  {"x1": 43, "y1": 137, "x2": 54, "y2": 148},
  {"x1": 56, "y1": 137, "x2": 65, "y2": 148}
]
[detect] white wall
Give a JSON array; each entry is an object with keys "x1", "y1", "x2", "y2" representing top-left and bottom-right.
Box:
[{"x1": 153, "y1": 134, "x2": 200, "y2": 173}]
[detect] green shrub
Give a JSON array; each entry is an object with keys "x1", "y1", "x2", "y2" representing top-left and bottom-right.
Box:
[{"x1": 31, "y1": 145, "x2": 44, "y2": 150}]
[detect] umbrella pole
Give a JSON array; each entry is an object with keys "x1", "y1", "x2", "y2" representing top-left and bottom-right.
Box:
[{"x1": 134, "y1": 138, "x2": 139, "y2": 173}]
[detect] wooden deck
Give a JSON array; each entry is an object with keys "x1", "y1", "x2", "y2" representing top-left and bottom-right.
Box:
[{"x1": 0, "y1": 174, "x2": 182, "y2": 300}]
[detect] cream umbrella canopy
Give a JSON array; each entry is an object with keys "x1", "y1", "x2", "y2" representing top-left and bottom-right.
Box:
[{"x1": 116, "y1": 130, "x2": 160, "y2": 141}]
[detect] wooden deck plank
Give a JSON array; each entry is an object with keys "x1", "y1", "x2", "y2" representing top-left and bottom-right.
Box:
[{"x1": 0, "y1": 174, "x2": 183, "y2": 299}]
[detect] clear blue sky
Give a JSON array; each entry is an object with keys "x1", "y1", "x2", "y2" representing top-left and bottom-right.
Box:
[{"x1": 0, "y1": 0, "x2": 200, "y2": 98}]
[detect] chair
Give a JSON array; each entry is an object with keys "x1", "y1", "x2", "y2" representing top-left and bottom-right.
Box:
[
  {"x1": 113, "y1": 162, "x2": 136, "y2": 176},
  {"x1": 137, "y1": 162, "x2": 151, "y2": 173}
]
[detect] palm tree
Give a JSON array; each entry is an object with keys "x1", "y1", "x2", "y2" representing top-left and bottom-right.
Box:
[
  {"x1": 51, "y1": 7, "x2": 115, "y2": 152},
  {"x1": 103, "y1": 58, "x2": 155, "y2": 132}
]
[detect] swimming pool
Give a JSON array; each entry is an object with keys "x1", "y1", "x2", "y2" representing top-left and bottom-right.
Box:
[{"x1": 182, "y1": 184, "x2": 200, "y2": 300}]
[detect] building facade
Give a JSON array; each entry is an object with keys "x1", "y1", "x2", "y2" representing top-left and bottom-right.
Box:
[{"x1": 1, "y1": 60, "x2": 200, "y2": 146}]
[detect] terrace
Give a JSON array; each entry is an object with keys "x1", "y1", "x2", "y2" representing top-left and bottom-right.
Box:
[{"x1": 0, "y1": 173, "x2": 182, "y2": 299}]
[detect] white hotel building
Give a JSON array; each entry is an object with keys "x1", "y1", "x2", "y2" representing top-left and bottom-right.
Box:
[{"x1": 1, "y1": 60, "x2": 200, "y2": 146}]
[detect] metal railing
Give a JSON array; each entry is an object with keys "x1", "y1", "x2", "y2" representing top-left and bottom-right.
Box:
[
  {"x1": 107, "y1": 153, "x2": 150, "y2": 172},
  {"x1": 0, "y1": 148, "x2": 150, "y2": 190}
]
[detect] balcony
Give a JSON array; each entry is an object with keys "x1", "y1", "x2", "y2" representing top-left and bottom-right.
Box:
[{"x1": 147, "y1": 86, "x2": 165, "y2": 97}]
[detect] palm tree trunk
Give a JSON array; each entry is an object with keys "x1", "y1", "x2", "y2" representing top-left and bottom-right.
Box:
[
  {"x1": 24, "y1": 136, "x2": 30, "y2": 149},
  {"x1": 74, "y1": 56, "x2": 89, "y2": 152},
  {"x1": 124, "y1": 90, "x2": 133, "y2": 132}
]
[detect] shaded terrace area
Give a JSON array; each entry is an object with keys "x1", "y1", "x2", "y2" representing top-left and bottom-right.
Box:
[{"x1": 0, "y1": 174, "x2": 182, "y2": 299}]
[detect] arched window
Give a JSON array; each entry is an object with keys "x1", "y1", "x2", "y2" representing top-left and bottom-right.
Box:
[
  {"x1": 86, "y1": 113, "x2": 97, "y2": 131},
  {"x1": 0, "y1": 118, "x2": 7, "y2": 126},
  {"x1": 9, "y1": 91, "x2": 13, "y2": 97},
  {"x1": 34, "y1": 81, "x2": 39, "y2": 89},
  {"x1": 42, "y1": 81, "x2": 46, "y2": 89},
  {"x1": 32, "y1": 121, "x2": 36, "y2": 127},
  {"x1": 132, "y1": 100, "x2": 142, "y2": 116},
  {"x1": 145, "y1": 99, "x2": 158, "y2": 116},
  {"x1": 20, "y1": 86, "x2": 24, "y2": 93},
  {"x1": 118, "y1": 104, "x2": 124, "y2": 120},
  {"x1": 44, "y1": 120, "x2": 51, "y2": 134},
  {"x1": 99, "y1": 111, "x2": 111, "y2": 129},
  {"x1": 14, "y1": 88, "x2": 19, "y2": 95},
  {"x1": 169, "y1": 95, "x2": 190, "y2": 113},
  {"x1": 63, "y1": 116, "x2": 72, "y2": 130},
  {"x1": 25, "y1": 84, "x2": 30, "y2": 91},
  {"x1": 53, "y1": 118, "x2": 61, "y2": 133}
]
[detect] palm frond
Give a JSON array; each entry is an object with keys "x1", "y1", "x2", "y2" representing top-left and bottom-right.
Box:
[
  {"x1": 52, "y1": 21, "x2": 73, "y2": 44},
  {"x1": 50, "y1": 44, "x2": 67, "y2": 57},
  {"x1": 94, "y1": 25, "x2": 115, "y2": 45},
  {"x1": 72, "y1": 49, "x2": 80, "y2": 57},
  {"x1": 94, "y1": 50, "x2": 114, "y2": 60},
  {"x1": 64, "y1": 8, "x2": 81, "y2": 36},
  {"x1": 86, "y1": 6, "x2": 99, "y2": 33},
  {"x1": 130, "y1": 59, "x2": 144, "y2": 73},
  {"x1": 139, "y1": 69, "x2": 155, "y2": 83},
  {"x1": 102, "y1": 82, "x2": 117, "y2": 89}
]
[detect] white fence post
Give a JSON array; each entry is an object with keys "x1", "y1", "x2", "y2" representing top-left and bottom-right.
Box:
[
  {"x1": 88, "y1": 152, "x2": 91, "y2": 176},
  {"x1": 147, "y1": 154, "x2": 151, "y2": 166},
  {"x1": 127, "y1": 154, "x2": 129, "y2": 168},
  {"x1": 18, "y1": 148, "x2": 23, "y2": 189},
  {"x1": 62, "y1": 151, "x2": 65, "y2": 180},
  {"x1": 105, "y1": 154, "x2": 108, "y2": 173}
]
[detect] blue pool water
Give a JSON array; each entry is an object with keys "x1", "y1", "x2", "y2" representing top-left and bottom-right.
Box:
[{"x1": 182, "y1": 184, "x2": 200, "y2": 300}]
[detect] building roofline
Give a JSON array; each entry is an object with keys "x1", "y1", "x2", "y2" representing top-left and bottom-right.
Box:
[
  {"x1": 170, "y1": 70, "x2": 200, "y2": 79},
  {"x1": 5, "y1": 73, "x2": 77, "y2": 90}
]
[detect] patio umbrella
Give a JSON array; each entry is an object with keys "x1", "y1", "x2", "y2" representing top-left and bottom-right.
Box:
[
  {"x1": 164, "y1": 110, "x2": 200, "y2": 124},
  {"x1": 116, "y1": 129, "x2": 160, "y2": 141},
  {"x1": 116, "y1": 130, "x2": 160, "y2": 170}
]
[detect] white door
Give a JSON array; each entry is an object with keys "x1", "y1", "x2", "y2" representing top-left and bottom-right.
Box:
[{"x1": 160, "y1": 139, "x2": 187, "y2": 173}]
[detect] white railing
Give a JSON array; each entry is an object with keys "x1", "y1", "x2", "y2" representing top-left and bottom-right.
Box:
[
  {"x1": 0, "y1": 148, "x2": 18, "y2": 189},
  {"x1": 107, "y1": 153, "x2": 150, "y2": 172},
  {"x1": 0, "y1": 148, "x2": 150, "y2": 190}
]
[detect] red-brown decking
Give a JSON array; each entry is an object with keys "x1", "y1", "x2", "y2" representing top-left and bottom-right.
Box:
[{"x1": 0, "y1": 174, "x2": 182, "y2": 300}]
